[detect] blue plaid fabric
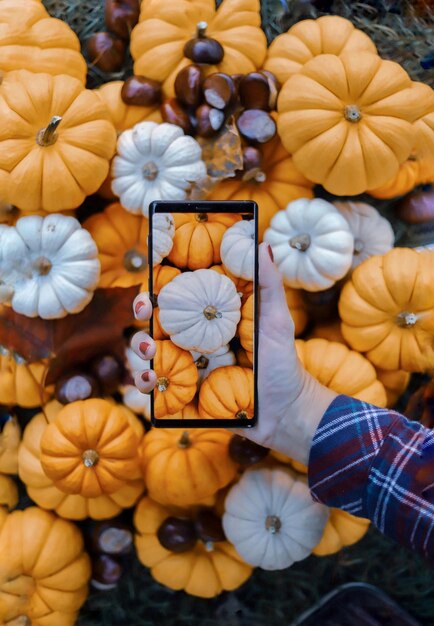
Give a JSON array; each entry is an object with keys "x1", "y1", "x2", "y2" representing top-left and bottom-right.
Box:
[{"x1": 308, "y1": 395, "x2": 434, "y2": 561}]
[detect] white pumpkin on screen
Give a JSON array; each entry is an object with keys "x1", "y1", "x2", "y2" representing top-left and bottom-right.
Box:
[
  {"x1": 264, "y1": 198, "x2": 353, "y2": 292},
  {"x1": 223, "y1": 467, "x2": 329, "y2": 570},
  {"x1": 158, "y1": 269, "x2": 242, "y2": 353},
  {"x1": 220, "y1": 219, "x2": 255, "y2": 281},
  {"x1": 191, "y1": 345, "x2": 237, "y2": 386}
]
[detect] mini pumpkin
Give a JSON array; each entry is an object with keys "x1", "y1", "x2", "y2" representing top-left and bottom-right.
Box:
[
  {"x1": 223, "y1": 467, "x2": 328, "y2": 569},
  {"x1": 0, "y1": 506, "x2": 91, "y2": 625},
  {"x1": 134, "y1": 495, "x2": 253, "y2": 597},
  {"x1": 375, "y1": 367, "x2": 410, "y2": 407},
  {"x1": 368, "y1": 155, "x2": 434, "y2": 199},
  {"x1": 0, "y1": 412, "x2": 20, "y2": 474},
  {"x1": 191, "y1": 345, "x2": 237, "y2": 386},
  {"x1": 0, "y1": 475, "x2": 18, "y2": 512},
  {"x1": 131, "y1": 0, "x2": 267, "y2": 97},
  {"x1": 209, "y1": 135, "x2": 314, "y2": 241},
  {"x1": 264, "y1": 15, "x2": 376, "y2": 85},
  {"x1": 111, "y1": 121, "x2": 206, "y2": 217},
  {"x1": 221, "y1": 219, "x2": 255, "y2": 281},
  {"x1": 140, "y1": 428, "x2": 238, "y2": 506},
  {"x1": 152, "y1": 340, "x2": 198, "y2": 418},
  {"x1": 18, "y1": 400, "x2": 145, "y2": 520},
  {"x1": 0, "y1": 351, "x2": 53, "y2": 408},
  {"x1": 210, "y1": 264, "x2": 253, "y2": 304},
  {"x1": 264, "y1": 198, "x2": 353, "y2": 291},
  {"x1": 0, "y1": 0, "x2": 87, "y2": 82},
  {"x1": 84, "y1": 203, "x2": 174, "y2": 288},
  {"x1": 168, "y1": 212, "x2": 241, "y2": 270},
  {"x1": 339, "y1": 248, "x2": 434, "y2": 371},
  {"x1": 198, "y1": 366, "x2": 254, "y2": 420},
  {"x1": 238, "y1": 295, "x2": 254, "y2": 363},
  {"x1": 413, "y1": 82, "x2": 434, "y2": 176},
  {"x1": 0, "y1": 70, "x2": 117, "y2": 212},
  {"x1": 277, "y1": 53, "x2": 428, "y2": 195},
  {"x1": 295, "y1": 338, "x2": 387, "y2": 406},
  {"x1": 158, "y1": 270, "x2": 241, "y2": 353},
  {"x1": 1, "y1": 214, "x2": 100, "y2": 319},
  {"x1": 333, "y1": 201, "x2": 394, "y2": 270},
  {"x1": 159, "y1": 400, "x2": 201, "y2": 420},
  {"x1": 313, "y1": 509, "x2": 370, "y2": 556}
]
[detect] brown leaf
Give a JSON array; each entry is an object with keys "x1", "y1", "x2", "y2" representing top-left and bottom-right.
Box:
[{"x1": 0, "y1": 287, "x2": 139, "y2": 384}]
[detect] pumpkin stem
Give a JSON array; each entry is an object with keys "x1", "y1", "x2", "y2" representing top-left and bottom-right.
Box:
[
  {"x1": 195, "y1": 355, "x2": 210, "y2": 369},
  {"x1": 242, "y1": 168, "x2": 267, "y2": 183},
  {"x1": 344, "y1": 105, "x2": 361, "y2": 123},
  {"x1": 33, "y1": 256, "x2": 52, "y2": 276},
  {"x1": 142, "y1": 161, "x2": 158, "y2": 181},
  {"x1": 203, "y1": 305, "x2": 222, "y2": 320},
  {"x1": 353, "y1": 238, "x2": 364, "y2": 255},
  {"x1": 236, "y1": 409, "x2": 249, "y2": 419},
  {"x1": 396, "y1": 311, "x2": 418, "y2": 328},
  {"x1": 82, "y1": 449, "x2": 100, "y2": 467},
  {"x1": 178, "y1": 431, "x2": 191, "y2": 448},
  {"x1": 195, "y1": 213, "x2": 208, "y2": 222},
  {"x1": 123, "y1": 249, "x2": 148, "y2": 272},
  {"x1": 265, "y1": 514, "x2": 282, "y2": 534},
  {"x1": 36, "y1": 116, "x2": 62, "y2": 147},
  {"x1": 289, "y1": 234, "x2": 311, "y2": 251},
  {"x1": 157, "y1": 376, "x2": 170, "y2": 391},
  {"x1": 196, "y1": 21, "x2": 208, "y2": 37}
]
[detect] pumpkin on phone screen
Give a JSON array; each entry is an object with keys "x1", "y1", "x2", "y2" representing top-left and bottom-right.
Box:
[{"x1": 198, "y1": 366, "x2": 254, "y2": 420}]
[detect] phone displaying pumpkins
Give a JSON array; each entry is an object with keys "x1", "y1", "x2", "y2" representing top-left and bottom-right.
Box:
[{"x1": 149, "y1": 200, "x2": 258, "y2": 427}]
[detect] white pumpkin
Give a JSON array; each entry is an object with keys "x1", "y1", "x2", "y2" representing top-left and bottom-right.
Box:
[
  {"x1": 223, "y1": 468, "x2": 329, "y2": 570},
  {"x1": 152, "y1": 212, "x2": 175, "y2": 265},
  {"x1": 120, "y1": 346, "x2": 151, "y2": 418},
  {"x1": 111, "y1": 122, "x2": 206, "y2": 217},
  {"x1": 220, "y1": 219, "x2": 255, "y2": 281},
  {"x1": 158, "y1": 269, "x2": 241, "y2": 354},
  {"x1": 264, "y1": 198, "x2": 354, "y2": 292},
  {"x1": 0, "y1": 214, "x2": 100, "y2": 319},
  {"x1": 333, "y1": 201, "x2": 395, "y2": 269},
  {"x1": 191, "y1": 345, "x2": 236, "y2": 386}
]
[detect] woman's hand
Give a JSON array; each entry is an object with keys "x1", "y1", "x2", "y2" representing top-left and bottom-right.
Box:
[{"x1": 130, "y1": 243, "x2": 336, "y2": 465}]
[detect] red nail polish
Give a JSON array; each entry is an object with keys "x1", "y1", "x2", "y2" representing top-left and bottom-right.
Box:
[
  {"x1": 267, "y1": 244, "x2": 274, "y2": 263},
  {"x1": 141, "y1": 371, "x2": 150, "y2": 382},
  {"x1": 135, "y1": 301, "x2": 144, "y2": 315},
  {"x1": 139, "y1": 341, "x2": 150, "y2": 355}
]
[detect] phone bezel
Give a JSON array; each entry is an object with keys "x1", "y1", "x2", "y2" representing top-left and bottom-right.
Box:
[{"x1": 149, "y1": 200, "x2": 258, "y2": 428}]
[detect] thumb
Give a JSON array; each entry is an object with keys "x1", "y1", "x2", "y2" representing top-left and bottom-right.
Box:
[{"x1": 259, "y1": 242, "x2": 294, "y2": 333}]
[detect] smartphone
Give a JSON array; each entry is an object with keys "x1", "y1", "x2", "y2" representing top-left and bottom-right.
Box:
[{"x1": 149, "y1": 200, "x2": 258, "y2": 428}]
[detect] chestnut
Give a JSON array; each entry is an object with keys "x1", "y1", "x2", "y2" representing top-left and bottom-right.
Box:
[
  {"x1": 229, "y1": 434, "x2": 269, "y2": 466},
  {"x1": 242, "y1": 146, "x2": 263, "y2": 172},
  {"x1": 195, "y1": 103, "x2": 225, "y2": 137},
  {"x1": 157, "y1": 516, "x2": 197, "y2": 553},
  {"x1": 121, "y1": 75, "x2": 162, "y2": 106},
  {"x1": 104, "y1": 0, "x2": 140, "y2": 40},
  {"x1": 194, "y1": 509, "x2": 226, "y2": 544},
  {"x1": 91, "y1": 554, "x2": 123, "y2": 590},
  {"x1": 236, "y1": 109, "x2": 276, "y2": 143},
  {"x1": 239, "y1": 72, "x2": 272, "y2": 110},
  {"x1": 86, "y1": 520, "x2": 133, "y2": 555},
  {"x1": 202, "y1": 73, "x2": 235, "y2": 110},
  {"x1": 55, "y1": 372, "x2": 100, "y2": 405},
  {"x1": 174, "y1": 64, "x2": 203, "y2": 107},
  {"x1": 89, "y1": 354, "x2": 124, "y2": 395},
  {"x1": 396, "y1": 184, "x2": 434, "y2": 224},
  {"x1": 87, "y1": 32, "x2": 126, "y2": 73},
  {"x1": 161, "y1": 98, "x2": 193, "y2": 134},
  {"x1": 184, "y1": 21, "x2": 224, "y2": 65}
]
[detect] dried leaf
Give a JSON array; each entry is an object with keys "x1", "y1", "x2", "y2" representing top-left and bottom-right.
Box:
[{"x1": 0, "y1": 287, "x2": 138, "y2": 384}]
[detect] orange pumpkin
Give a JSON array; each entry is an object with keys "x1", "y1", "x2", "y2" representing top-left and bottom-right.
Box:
[
  {"x1": 153, "y1": 340, "x2": 198, "y2": 417},
  {"x1": 277, "y1": 53, "x2": 428, "y2": 195},
  {"x1": 264, "y1": 15, "x2": 377, "y2": 85},
  {"x1": 198, "y1": 366, "x2": 254, "y2": 420},
  {"x1": 0, "y1": 475, "x2": 18, "y2": 511},
  {"x1": 339, "y1": 248, "x2": 434, "y2": 371},
  {"x1": 168, "y1": 212, "x2": 241, "y2": 269},
  {"x1": 0, "y1": 353, "x2": 53, "y2": 408},
  {"x1": 147, "y1": 265, "x2": 182, "y2": 338},
  {"x1": 313, "y1": 509, "x2": 370, "y2": 556},
  {"x1": 236, "y1": 347, "x2": 253, "y2": 368},
  {"x1": 413, "y1": 82, "x2": 434, "y2": 177},
  {"x1": 18, "y1": 400, "x2": 145, "y2": 520},
  {"x1": 375, "y1": 368, "x2": 410, "y2": 407},
  {"x1": 140, "y1": 428, "x2": 238, "y2": 506},
  {"x1": 0, "y1": 413, "x2": 20, "y2": 475},
  {"x1": 238, "y1": 295, "x2": 254, "y2": 363},
  {"x1": 210, "y1": 264, "x2": 253, "y2": 304},
  {"x1": 159, "y1": 400, "x2": 201, "y2": 420},
  {"x1": 295, "y1": 339, "x2": 387, "y2": 406},
  {"x1": 209, "y1": 135, "x2": 313, "y2": 240},
  {"x1": 368, "y1": 154, "x2": 434, "y2": 199},
  {"x1": 134, "y1": 495, "x2": 253, "y2": 597},
  {"x1": 131, "y1": 0, "x2": 267, "y2": 97}
]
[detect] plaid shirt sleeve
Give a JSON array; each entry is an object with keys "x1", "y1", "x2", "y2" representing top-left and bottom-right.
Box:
[{"x1": 308, "y1": 395, "x2": 434, "y2": 561}]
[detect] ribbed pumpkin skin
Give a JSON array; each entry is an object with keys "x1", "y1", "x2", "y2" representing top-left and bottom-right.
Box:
[
  {"x1": 39, "y1": 399, "x2": 142, "y2": 498},
  {"x1": 295, "y1": 339, "x2": 387, "y2": 407},
  {"x1": 153, "y1": 340, "x2": 198, "y2": 417},
  {"x1": 375, "y1": 367, "x2": 410, "y2": 407},
  {"x1": 131, "y1": 0, "x2": 267, "y2": 97},
  {"x1": 0, "y1": 70, "x2": 117, "y2": 212},
  {"x1": 0, "y1": 415, "x2": 21, "y2": 475},
  {"x1": 18, "y1": 401, "x2": 145, "y2": 520},
  {"x1": 134, "y1": 496, "x2": 252, "y2": 597},
  {"x1": 0, "y1": 0, "x2": 87, "y2": 83},
  {"x1": 140, "y1": 429, "x2": 238, "y2": 506},
  {"x1": 264, "y1": 15, "x2": 377, "y2": 84},
  {"x1": 238, "y1": 295, "x2": 254, "y2": 362},
  {"x1": 339, "y1": 248, "x2": 434, "y2": 372},
  {"x1": 198, "y1": 366, "x2": 254, "y2": 419},
  {"x1": 210, "y1": 264, "x2": 253, "y2": 304},
  {"x1": 368, "y1": 158, "x2": 434, "y2": 199},
  {"x1": 277, "y1": 53, "x2": 428, "y2": 196},
  {"x1": 0, "y1": 356, "x2": 53, "y2": 408},
  {"x1": 0, "y1": 507, "x2": 91, "y2": 625},
  {"x1": 313, "y1": 509, "x2": 370, "y2": 556},
  {"x1": 209, "y1": 135, "x2": 313, "y2": 241}
]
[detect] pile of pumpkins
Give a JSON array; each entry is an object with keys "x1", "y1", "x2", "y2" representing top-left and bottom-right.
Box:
[{"x1": 0, "y1": 0, "x2": 434, "y2": 623}]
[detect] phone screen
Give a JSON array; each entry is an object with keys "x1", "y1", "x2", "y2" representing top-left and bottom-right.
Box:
[{"x1": 149, "y1": 200, "x2": 258, "y2": 427}]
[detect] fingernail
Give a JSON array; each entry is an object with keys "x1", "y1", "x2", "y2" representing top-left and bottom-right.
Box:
[
  {"x1": 141, "y1": 371, "x2": 150, "y2": 382},
  {"x1": 139, "y1": 341, "x2": 150, "y2": 356},
  {"x1": 267, "y1": 244, "x2": 274, "y2": 263},
  {"x1": 135, "y1": 301, "x2": 144, "y2": 316}
]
